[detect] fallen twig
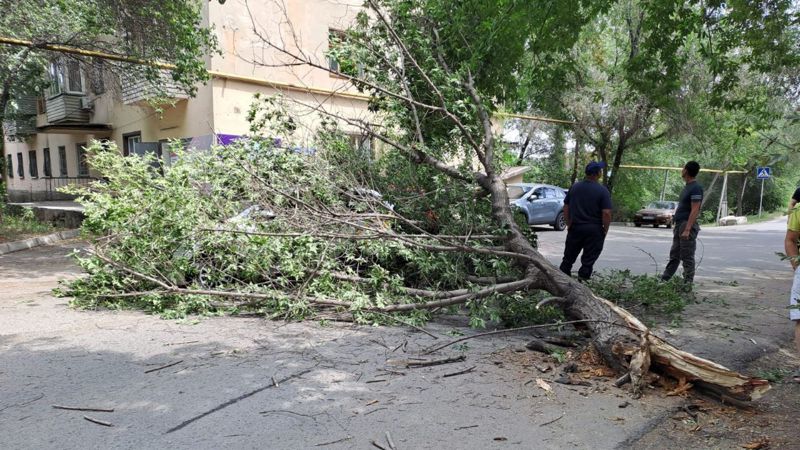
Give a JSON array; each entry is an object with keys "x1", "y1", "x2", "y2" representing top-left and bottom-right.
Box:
[
  {"x1": 314, "y1": 436, "x2": 353, "y2": 447},
  {"x1": 371, "y1": 440, "x2": 388, "y2": 450},
  {"x1": 164, "y1": 340, "x2": 199, "y2": 346},
  {"x1": 52, "y1": 405, "x2": 114, "y2": 413},
  {"x1": 455, "y1": 425, "x2": 479, "y2": 430},
  {"x1": 424, "y1": 320, "x2": 598, "y2": 354},
  {"x1": 539, "y1": 413, "x2": 564, "y2": 427},
  {"x1": 385, "y1": 431, "x2": 397, "y2": 450},
  {"x1": 144, "y1": 360, "x2": 183, "y2": 374},
  {"x1": 83, "y1": 416, "x2": 114, "y2": 427},
  {"x1": 387, "y1": 355, "x2": 466, "y2": 368},
  {"x1": 443, "y1": 366, "x2": 476, "y2": 378},
  {"x1": 166, "y1": 367, "x2": 314, "y2": 433}
]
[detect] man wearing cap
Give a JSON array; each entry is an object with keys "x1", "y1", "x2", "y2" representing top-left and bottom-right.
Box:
[
  {"x1": 559, "y1": 161, "x2": 613, "y2": 280},
  {"x1": 661, "y1": 161, "x2": 703, "y2": 287}
]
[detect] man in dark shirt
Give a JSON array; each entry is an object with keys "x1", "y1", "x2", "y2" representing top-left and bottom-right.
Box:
[
  {"x1": 559, "y1": 161, "x2": 613, "y2": 280},
  {"x1": 661, "y1": 161, "x2": 703, "y2": 286}
]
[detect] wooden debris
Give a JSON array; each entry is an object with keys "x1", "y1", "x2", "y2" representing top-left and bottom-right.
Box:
[
  {"x1": 370, "y1": 440, "x2": 388, "y2": 450},
  {"x1": 443, "y1": 366, "x2": 476, "y2": 378},
  {"x1": 525, "y1": 338, "x2": 562, "y2": 354},
  {"x1": 539, "y1": 413, "x2": 564, "y2": 427},
  {"x1": 535, "y1": 378, "x2": 552, "y2": 392},
  {"x1": 144, "y1": 360, "x2": 183, "y2": 374},
  {"x1": 83, "y1": 416, "x2": 114, "y2": 427},
  {"x1": 386, "y1": 355, "x2": 465, "y2": 368},
  {"x1": 52, "y1": 405, "x2": 114, "y2": 413},
  {"x1": 741, "y1": 437, "x2": 770, "y2": 449},
  {"x1": 385, "y1": 431, "x2": 396, "y2": 450},
  {"x1": 314, "y1": 436, "x2": 353, "y2": 447}
]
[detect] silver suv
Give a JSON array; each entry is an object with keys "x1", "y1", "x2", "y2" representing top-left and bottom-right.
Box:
[{"x1": 507, "y1": 183, "x2": 567, "y2": 231}]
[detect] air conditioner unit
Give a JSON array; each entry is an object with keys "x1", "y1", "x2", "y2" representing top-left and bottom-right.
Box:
[{"x1": 80, "y1": 97, "x2": 94, "y2": 110}]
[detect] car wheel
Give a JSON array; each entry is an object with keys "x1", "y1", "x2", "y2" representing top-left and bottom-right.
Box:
[
  {"x1": 653, "y1": 224, "x2": 659, "y2": 228},
  {"x1": 553, "y1": 212, "x2": 566, "y2": 231},
  {"x1": 666, "y1": 221, "x2": 672, "y2": 229},
  {"x1": 634, "y1": 223, "x2": 642, "y2": 227}
]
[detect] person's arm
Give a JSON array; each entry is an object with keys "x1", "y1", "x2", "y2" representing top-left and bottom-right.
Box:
[
  {"x1": 602, "y1": 209, "x2": 612, "y2": 235},
  {"x1": 680, "y1": 201, "x2": 701, "y2": 239},
  {"x1": 786, "y1": 230, "x2": 800, "y2": 270},
  {"x1": 563, "y1": 204, "x2": 571, "y2": 229}
]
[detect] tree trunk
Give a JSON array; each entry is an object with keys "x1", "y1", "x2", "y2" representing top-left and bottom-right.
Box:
[
  {"x1": 570, "y1": 133, "x2": 582, "y2": 186},
  {"x1": 481, "y1": 172, "x2": 770, "y2": 402},
  {"x1": 737, "y1": 172, "x2": 748, "y2": 215}
]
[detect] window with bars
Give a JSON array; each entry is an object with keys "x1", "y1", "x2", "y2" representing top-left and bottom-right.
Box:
[
  {"x1": 6, "y1": 154, "x2": 12, "y2": 178},
  {"x1": 28, "y1": 150, "x2": 38, "y2": 178},
  {"x1": 17, "y1": 153, "x2": 24, "y2": 178},
  {"x1": 58, "y1": 146, "x2": 68, "y2": 176},
  {"x1": 43, "y1": 148, "x2": 52, "y2": 177},
  {"x1": 77, "y1": 143, "x2": 89, "y2": 176}
]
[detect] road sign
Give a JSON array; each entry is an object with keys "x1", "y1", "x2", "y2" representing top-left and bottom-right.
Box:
[{"x1": 756, "y1": 166, "x2": 771, "y2": 180}]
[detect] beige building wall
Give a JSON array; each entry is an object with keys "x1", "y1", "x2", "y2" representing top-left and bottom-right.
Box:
[{"x1": 5, "y1": 0, "x2": 374, "y2": 202}]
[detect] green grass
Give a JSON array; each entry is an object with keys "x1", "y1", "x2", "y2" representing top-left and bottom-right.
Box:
[{"x1": 0, "y1": 207, "x2": 62, "y2": 243}]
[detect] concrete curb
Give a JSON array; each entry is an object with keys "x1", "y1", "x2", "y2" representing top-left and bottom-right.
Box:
[{"x1": 0, "y1": 229, "x2": 81, "y2": 256}]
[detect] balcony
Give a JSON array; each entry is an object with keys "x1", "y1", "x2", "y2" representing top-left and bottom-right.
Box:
[
  {"x1": 45, "y1": 93, "x2": 92, "y2": 124},
  {"x1": 3, "y1": 116, "x2": 37, "y2": 138},
  {"x1": 121, "y1": 71, "x2": 189, "y2": 106}
]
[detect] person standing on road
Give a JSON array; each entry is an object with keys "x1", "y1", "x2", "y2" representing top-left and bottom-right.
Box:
[
  {"x1": 787, "y1": 186, "x2": 800, "y2": 212},
  {"x1": 559, "y1": 161, "x2": 613, "y2": 280},
  {"x1": 661, "y1": 161, "x2": 703, "y2": 287},
  {"x1": 783, "y1": 204, "x2": 800, "y2": 359}
]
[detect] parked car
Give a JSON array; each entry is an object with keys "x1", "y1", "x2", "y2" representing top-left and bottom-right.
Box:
[
  {"x1": 507, "y1": 183, "x2": 567, "y2": 231},
  {"x1": 633, "y1": 201, "x2": 678, "y2": 228}
]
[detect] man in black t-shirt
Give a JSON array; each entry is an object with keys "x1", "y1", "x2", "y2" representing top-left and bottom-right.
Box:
[
  {"x1": 661, "y1": 161, "x2": 703, "y2": 286},
  {"x1": 559, "y1": 161, "x2": 613, "y2": 280}
]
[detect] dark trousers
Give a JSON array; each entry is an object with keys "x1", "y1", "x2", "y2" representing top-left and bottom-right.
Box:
[
  {"x1": 661, "y1": 221, "x2": 699, "y2": 283},
  {"x1": 559, "y1": 224, "x2": 606, "y2": 280}
]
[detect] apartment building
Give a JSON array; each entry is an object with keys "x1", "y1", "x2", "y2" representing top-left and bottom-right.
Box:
[{"x1": 3, "y1": 0, "x2": 371, "y2": 202}]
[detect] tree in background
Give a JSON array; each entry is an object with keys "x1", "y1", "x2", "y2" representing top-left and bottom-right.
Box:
[{"x1": 0, "y1": 0, "x2": 218, "y2": 205}]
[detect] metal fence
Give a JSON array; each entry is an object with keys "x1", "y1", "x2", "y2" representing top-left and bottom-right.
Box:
[{"x1": 45, "y1": 176, "x2": 98, "y2": 200}]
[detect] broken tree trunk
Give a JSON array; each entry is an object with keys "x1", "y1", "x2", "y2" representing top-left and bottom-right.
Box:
[{"x1": 481, "y1": 172, "x2": 770, "y2": 403}]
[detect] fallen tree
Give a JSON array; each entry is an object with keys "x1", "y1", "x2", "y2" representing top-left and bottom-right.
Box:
[{"x1": 61, "y1": 0, "x2": 790, "y2": 403}]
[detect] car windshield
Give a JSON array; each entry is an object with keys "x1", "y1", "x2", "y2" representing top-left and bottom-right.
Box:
[
  {"x1": 507, "y1": 186, "x2": 528, "y2": 200},
  {"x1": 647, "y1": 201, "x2": 675, "y2": 210}
]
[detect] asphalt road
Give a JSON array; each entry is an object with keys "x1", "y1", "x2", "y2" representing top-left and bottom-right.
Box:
[
  {"x1": 1, "y1": 220, "x2": 798, "y2": 449},
  {"x1": 535, "y1": 217, "x2": 790, "y2": 281}
]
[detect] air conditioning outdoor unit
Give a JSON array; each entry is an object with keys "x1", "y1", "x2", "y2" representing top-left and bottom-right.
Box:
[{"x1": 80, "y1": 97, "x2": 94, "y2": 110}]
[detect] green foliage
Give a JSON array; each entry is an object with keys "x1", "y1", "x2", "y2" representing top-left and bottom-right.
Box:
[
  {"x1": 586, "y1": 269, "x2": 690, "y2": 321},
  {"x1": 59, "y1": 99, "x2": 532, "y2": 325},
  {"x1": 0, "y1": 206, "x2": 61, "y2": 241}
]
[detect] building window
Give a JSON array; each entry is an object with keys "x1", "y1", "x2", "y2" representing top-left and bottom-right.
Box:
[
  {"x1": 348, "y1": 134, "x2": 373, "y2": 160},
  {"x1": 58, "y1": 146, "x2": 68, "y2": 176},
  {"x1": 123, "y1": 132, "x2": 142, "y2": 156},
  {"x1": 328, "y1": 29, "x2": 363, "y2": 78},
  {"x1": 28, "y1": 150, "x2": 38, "y2": 178},
  {"x1": 77, "y1": 143, "x2": 89, "y2": 176},
  {"x1": 6, "y1": 154, "x2": 12, "y2": 179},
  {"x1": 17, "y1": 152, "x2": 24, "y2": 179},
  {"x1": 43, "y1": 148, "x2": 52, "y2": 177},
  {"x1": 47, "y1": 60, "x2": 85, "y2": 97}
]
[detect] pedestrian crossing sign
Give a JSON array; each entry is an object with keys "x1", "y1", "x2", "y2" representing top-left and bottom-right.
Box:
[{"x1": 756, "y1": 166, "x2": 771, "y2": 180}]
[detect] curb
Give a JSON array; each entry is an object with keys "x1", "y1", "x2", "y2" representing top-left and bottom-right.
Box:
[{"x1": 0, "y1": 229, "x2": 81, "y2": 256}]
